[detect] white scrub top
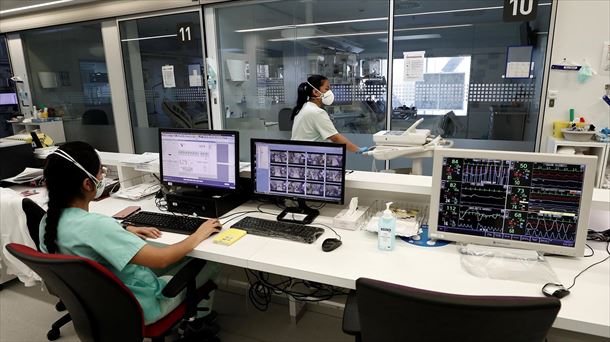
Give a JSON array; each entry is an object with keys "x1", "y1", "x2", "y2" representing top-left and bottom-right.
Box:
[{"x1": 291, "y1": 102, "x2": 338, "y2": 142}]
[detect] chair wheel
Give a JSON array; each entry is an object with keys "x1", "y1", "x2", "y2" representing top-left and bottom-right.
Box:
[
  {"x1": 55, "y1": 302, "x2": 66, "y2": 311},
  {"x1": 47, "y1": 328, "x2": 60, "y2": 341}
]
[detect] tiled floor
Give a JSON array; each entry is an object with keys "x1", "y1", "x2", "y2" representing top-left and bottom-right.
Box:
[
  {"x1": 0, "y1": 279, "x2": 352, "y2": 342},
  {"x1": 0, "y1": 278, "x2": 607, "y2": 342}
]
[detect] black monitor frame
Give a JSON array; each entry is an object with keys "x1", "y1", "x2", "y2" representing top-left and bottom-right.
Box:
[
  {"x1": 250, "y1": 138, "x2": 347, "y2": 224},
  {"x1": 158, "y1": 128, "x2": 239, "y2": 192}
]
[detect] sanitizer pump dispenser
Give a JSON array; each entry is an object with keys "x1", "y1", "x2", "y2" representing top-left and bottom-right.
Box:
[{"x1": 378, "y1": 202, "x2": 396, "y2": 251}]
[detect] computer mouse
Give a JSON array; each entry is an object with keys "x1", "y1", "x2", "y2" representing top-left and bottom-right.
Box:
[
  {"x1": 542, "y1": 283, "x2": 571, "y2": 299},
  {"x1": 322, "y1": 238, "x2": 342, "y2": 252}
]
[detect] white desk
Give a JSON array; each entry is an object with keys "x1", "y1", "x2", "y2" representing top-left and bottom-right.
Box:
[{"x1": 12, "y1": 187, "x2": 610, "y2": 338}]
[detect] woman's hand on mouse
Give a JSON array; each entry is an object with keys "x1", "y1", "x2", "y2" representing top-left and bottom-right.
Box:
[
  {"x1": 126, "y1": 226, "x2": 162, "y2": 239},
  {"x1": 195, "y1": 219, "x2": 222, "y2": 241}
]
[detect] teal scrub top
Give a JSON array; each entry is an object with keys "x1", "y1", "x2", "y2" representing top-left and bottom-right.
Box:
[{"x1": 39, "y1": 208, "x2": 168, "y2": 323}]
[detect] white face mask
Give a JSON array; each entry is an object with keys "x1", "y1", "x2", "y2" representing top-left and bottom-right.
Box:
[
  {"x1": 307, "y1": 81, "x2": 334, "y2": 106},
  {"x1": 52, "y1": 150, "x2": 105, "y2": 199}
]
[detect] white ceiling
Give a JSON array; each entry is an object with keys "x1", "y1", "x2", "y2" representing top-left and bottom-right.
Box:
[{"x1": 0, "y1": 0, "x2": 99, "y2": 17}]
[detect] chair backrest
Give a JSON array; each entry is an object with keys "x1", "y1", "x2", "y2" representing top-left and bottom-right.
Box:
[
  {"x1": 355, "y1": 278, "x2": 560, "y2": 342},
  {"x1": 82, "y1": 109, "x2": 109, "y2": 125},
  {"x1": 22, "y1": 198, "x2": 45, "y2": 249},
  {"x1": 278, "y1": 108, "x2": 293, "y2": 131},
  {"x1": 6, "y1": 243, "x2": 145, "y2": 342}
]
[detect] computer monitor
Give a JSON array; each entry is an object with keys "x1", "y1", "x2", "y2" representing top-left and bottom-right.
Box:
[
  {"x1": 428, "y1": 148, "x2": 597, "y2": 257},
  {"x1": 251, "y1": 139, "x2": 346, "y2": 224},
  {"x1": 159, "y1": 128, "x2": 239, "y2": 191},
  {"x1": 0, "y1": 93, "x2": 18, "y2": 105}
]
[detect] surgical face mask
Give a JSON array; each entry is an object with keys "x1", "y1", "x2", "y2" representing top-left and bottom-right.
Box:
[
  {"x1": 52, "y1": 150, "x2": 105, "y2": 199},
  {"x1": 307, "y1": 81, "x2": 334, "y2": 106}
]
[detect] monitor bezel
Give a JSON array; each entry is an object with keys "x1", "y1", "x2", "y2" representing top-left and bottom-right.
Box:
[
  {"x1": 428, "y1": 148, "x2": 597, "y2": 257},
  {"x1": 250, "y1": 138, "x2": 347, "y2": 205},
  {"x1": 158, "y1": 128, "x2": 240, "y2": 191}
]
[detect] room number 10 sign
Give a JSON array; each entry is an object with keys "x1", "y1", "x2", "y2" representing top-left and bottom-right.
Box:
[{"x1": 503, "y1": 0, "x2": 538, "y2": 22}]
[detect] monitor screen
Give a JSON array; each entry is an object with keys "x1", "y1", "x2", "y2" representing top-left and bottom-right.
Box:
[
  {"x1": 428, "y1": 149, "x2": 596, "y2": 257},
  {"x1": 251, "y1": 139, "x2": 346, "y2": 204},
  {"x1": 159, "y1": 129, "x2": 238, "y2": 190},
  {"x1": 0, "y1": 93, "x2": 18, "y2": 105}
]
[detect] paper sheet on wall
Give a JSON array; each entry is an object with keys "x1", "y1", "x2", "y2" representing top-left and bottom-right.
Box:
[
  {"x1": 505, "y1": 46, "x2": 533, "y2": 78},
  {"x1": 506, "y1": 62, "x2": 531, "y2": 78},
  {"x1": 601, "y1": 41, "x2": 610, "y2": 73},
  {"x1": 188, "y1": 64, "x2": 203, "y2": 87},
  {"x1": 403, "y1": 51, "x2": 425, "y2": 82},
  {"x1": 162, "y1": 65, "x2": 176, "y2": 88}
]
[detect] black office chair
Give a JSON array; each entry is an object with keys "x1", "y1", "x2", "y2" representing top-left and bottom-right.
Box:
[
  {"x1": 7, "y1": 243, "x2": 218, "y2": 342},
  {"x1": 82, "y1": 109, "x2": 109, "y2": 125},
  {"x1": 343, "y1": 278, "x2": 561, "y2": 342},
  {"x1": 19, "y1": 198, "x2": 73, "y2": 340},
  {"x1": 278, "y1": 108, "x2": 293, "y2": 131}
]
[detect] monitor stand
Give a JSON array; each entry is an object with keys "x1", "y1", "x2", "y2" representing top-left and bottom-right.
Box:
[{"x1": 277, "y1": 199, "x2": 319, "y2": 225}]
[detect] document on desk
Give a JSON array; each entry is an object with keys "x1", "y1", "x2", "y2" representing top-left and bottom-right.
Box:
[
  {"x1": 121, "y1": 153, "x2": 159, "y2": 165},
  {"x1": 2, "y1": 168, "x2": 44, "y2": 184}
]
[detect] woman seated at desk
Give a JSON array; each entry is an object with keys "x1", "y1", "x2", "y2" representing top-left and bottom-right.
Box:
[
  {"x1": 291, "y1": 74, "x2": 369, "y2": 153},
  {"x1": 39, "y1": 141, "x2": 222, "y2": 325}
]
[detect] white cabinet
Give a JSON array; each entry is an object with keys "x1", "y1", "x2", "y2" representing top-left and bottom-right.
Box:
[
  {"x1": 11, "y1": 120, "x2": 66, "y2": 144},
  {"x1": 546, "y1": 137, "x2": 609, "y2": 188}
]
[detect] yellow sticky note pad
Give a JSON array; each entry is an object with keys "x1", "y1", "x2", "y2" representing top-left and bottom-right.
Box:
[{"x1": 213, "y1": 228, "x2": 247, "y2": 246}]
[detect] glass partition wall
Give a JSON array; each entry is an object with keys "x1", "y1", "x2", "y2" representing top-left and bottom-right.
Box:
[
  {"x1": 0, "y1": 35, "x2": 17, "y2": 138},
  {"x1": 389, "y1": 1, "x2": 552, "y2": 173},
  {"x1": 120, "y1": 11, "x2": 208, "y2": 153},
  {"x1": 211, "y1": 0, "x2": 553, "y2": 173},
  {"x1": 213, "y1": 0, "x2": 390, "y2": 170},
  {"x1": 21, "y1": 22, "x2": 119, "y2": 151}
]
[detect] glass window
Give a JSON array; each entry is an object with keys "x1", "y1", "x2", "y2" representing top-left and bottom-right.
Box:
[
  {"x1": 390, "y1": 0, "x2": 553, "y2": 174},
  {"x1": 0, "y1": 35, "x2": 18, "y2": 138},
  {"x1": 21, "y1": 22, "x2": 119, "y2": 151},
  {"x1": 120, "y1": 11, "x2": 208, "y2": 153},
  {"x1": 214, "y1": 0, "x2": 390, "y2": 170}
]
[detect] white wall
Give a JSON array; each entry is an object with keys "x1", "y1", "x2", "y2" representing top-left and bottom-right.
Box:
[{"x1": 540, "y1": 0, "x2": 610, "y2": 151}]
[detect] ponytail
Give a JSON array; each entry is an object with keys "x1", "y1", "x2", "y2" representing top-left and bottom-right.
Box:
[
  {"x1": 291, "y1": 82, "x2": 310, "y2": 120},
  {"x1": 43, "y1": 141, "x2": 101, "y2": 253},
  {"x1": 291, "y1": 74, "x2": 328, "y2": 120}
]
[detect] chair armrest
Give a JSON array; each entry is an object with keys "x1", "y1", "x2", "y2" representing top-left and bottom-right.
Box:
[
  {"x1": 342, "y1": 290, "x2": 361, "y2": 335},
  {"x1": 162, "y1": 259, "x2": 207, "y2": 298}
]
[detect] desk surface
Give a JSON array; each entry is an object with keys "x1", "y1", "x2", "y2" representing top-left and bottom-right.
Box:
[{"x1": 15, "y1": 186, "x2": 610, "y2": 338}]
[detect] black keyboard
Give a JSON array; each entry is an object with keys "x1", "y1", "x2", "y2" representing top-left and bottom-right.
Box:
[
  {"x1": 122, "y1": 211, "x2": 206, "y2": 234},
  {"x1": 232, "y1": 217, "x2": 324, "y2": 244}
]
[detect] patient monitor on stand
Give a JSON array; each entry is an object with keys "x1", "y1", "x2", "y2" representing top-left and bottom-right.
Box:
[{"x1": 364, "y1": 118, "x2": 453, "y2": 175}]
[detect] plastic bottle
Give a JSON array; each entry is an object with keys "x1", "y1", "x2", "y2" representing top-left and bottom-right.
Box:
[{"x1": 378, "y1": 202, "x2": 396, "y2": 251}]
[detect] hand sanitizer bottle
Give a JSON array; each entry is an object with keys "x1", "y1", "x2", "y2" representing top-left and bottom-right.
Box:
[{"x1": 378, "y1": 202, "x2": 396, "y2": 251}]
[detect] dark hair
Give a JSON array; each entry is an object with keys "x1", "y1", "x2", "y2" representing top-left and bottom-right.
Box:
[
  {"x1": 43, "y1": 141, "x2": 100, "y2": 253},
  {"x1": 291, "y1": 74, "x2": 328, "y2": 120}
]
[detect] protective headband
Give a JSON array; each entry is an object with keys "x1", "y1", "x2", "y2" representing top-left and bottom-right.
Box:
[{"x1": 51, "y1": 149, "x2": 100, "y2": 181}]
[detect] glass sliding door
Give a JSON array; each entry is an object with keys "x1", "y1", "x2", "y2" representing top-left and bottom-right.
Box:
[
  {"x1": 21, "y1": 22, "x2": 119, "y2": 151},
  {"x1": 389, "y1": 1, "x2": 553, "y2": 174},
  {"x1": 0, "y1": 35, "x2": 18, "y2": 138},
  {"x1": 213, "y1": 0, "x2": 390, "y2": 170},
  {"x1": 120, "y1": 11, "x2": 208, "y2": 153}
]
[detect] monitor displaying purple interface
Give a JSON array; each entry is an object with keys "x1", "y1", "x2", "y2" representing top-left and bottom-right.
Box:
[
  {"x1": 0, "y1": 93, "x2": 18, "y2": 105},
  {"x1": 253, "y1": 140, "x2": 345, "y2": 203},
  {"x1": 160, "y1": 130, "x2": 237, "y2": 189}
]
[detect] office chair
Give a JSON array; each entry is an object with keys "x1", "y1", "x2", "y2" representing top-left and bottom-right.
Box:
[
  {"x1": 6, "y1": 243, "x2": 217, "y2": 342},
  {"x1": 278, "y1": 108, "x2": 293, "y2": 131},
  {"x1": 342, "y1": 278, "x2": 561, "y2": 342},
  {"x1": 82, "y1": 109, "x2": 109, "y2": 125}
]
